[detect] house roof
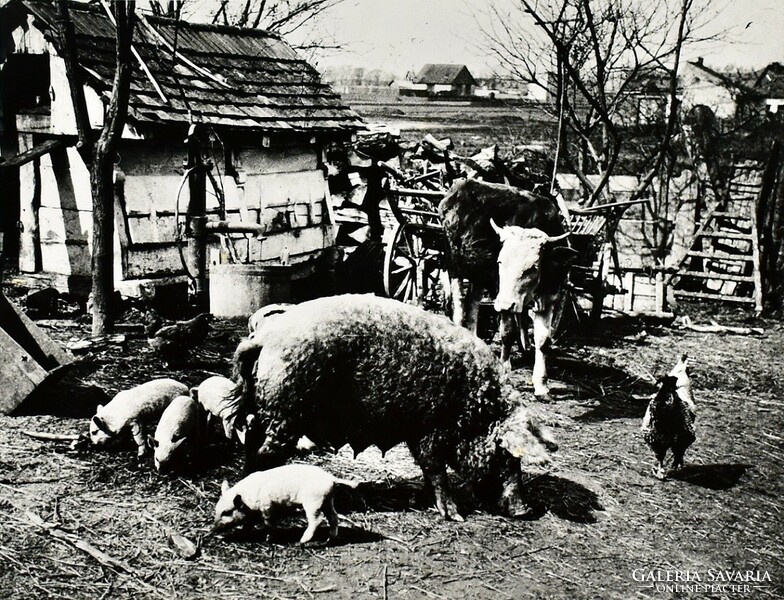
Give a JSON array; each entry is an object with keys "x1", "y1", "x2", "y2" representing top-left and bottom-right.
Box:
[
  {"x1": 754, "y1": 62, "x2": 784, "y2": 98},
  {"x1": 683, "y1": 59, "x2": 761, "y2": 98},
  {"x1": 14, "y1": 0, "x2": 362, "y2": 134},
  {"x1": 415, "y1": 64, "x2": 476, "y2": 86}
]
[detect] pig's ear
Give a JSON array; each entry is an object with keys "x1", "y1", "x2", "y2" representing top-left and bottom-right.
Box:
[
  {"x1": 95, "y1": 404, "x2": 104, "y2": 414},
  {"x1": 91, "y1": 415, "x2": 112, "y2": 436},
  {"x1": 147, "y1": 435, "x2": 159, "y2": 448},
  {"x1": 172, "y1": 432, "x2": 185, "y2": 443},
  {"x1": 233, "y1": 494, "x2": 247, "y2": 510},
  {"x1": 221, "y1": 480, "x2": 230, "y2": 494},
  {"x1": 189, "y1": 387, "x2": 199, "y2": 401}
]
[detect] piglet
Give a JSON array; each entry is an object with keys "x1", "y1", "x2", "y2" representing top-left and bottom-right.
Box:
[
  {"x1": 151, "y1": 395, "x2": 204, "y2": 473},
  {"x1": 191, "y1": 376, "x2": 244, "y2": 443},
  {"x1": 89, "y1": 378, "x2": 188, "y2": 457},
  {"x1": 212, "y1": 464, "x2": 359, "y2": 545}
]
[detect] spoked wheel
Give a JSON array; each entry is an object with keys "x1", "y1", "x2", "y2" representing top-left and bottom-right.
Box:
[{"x1": 383, "y1": 222, "x2": 446, "y2": 310}]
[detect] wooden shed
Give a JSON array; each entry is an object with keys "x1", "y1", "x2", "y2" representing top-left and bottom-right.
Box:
[{"x1": 0, "y1": 0, "x2": 363, "y2": 299}]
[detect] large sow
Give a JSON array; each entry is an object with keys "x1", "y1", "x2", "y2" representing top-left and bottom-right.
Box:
[{"x1": 232, "y1": 294, "x2": 556, "y2": 521}]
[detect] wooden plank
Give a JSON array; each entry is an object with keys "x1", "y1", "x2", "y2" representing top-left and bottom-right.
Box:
[
  {"x1": 0, "y1": 139, "x2": 70, "y2": 170},
  {"x1": 711, "y1": 211, "x2": 752, "y2": 220},
  {"x1": 673, "y1": 290, "x2": 755, "y2": 303},
  {"x1": 750, "y1": 195, "x2": 764, "y2": 314},
  {"x1": 675, "y1": 271, "x2": 755, "y2": 283},
  {"x1": 17, "y1": 133, "x2": 38, "y2": 273},
  {"x1": 699, "y1": 231, "x2": 754, "y2": 240},
  {"x1": 685, "y1": 251, "x2": 751, "y2": 262},
  {"x1": 389, "y1": 187, "x2": 446, "y2": 199}
]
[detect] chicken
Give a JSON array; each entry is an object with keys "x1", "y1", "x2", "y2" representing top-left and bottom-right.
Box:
[
  {"x1": 147, "y1": 313, "x2": 213, "y2": 362},
  {"x1": 142, "y1": 311, "x2": 172, "y2": 337},
  {"x1": 640, "y1": 354, "x2": 696, "y2": 479}
]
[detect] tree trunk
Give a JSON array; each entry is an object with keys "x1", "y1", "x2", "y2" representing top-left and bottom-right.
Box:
[
  {"x1": 759, "y1": 140, "x2": 784, "y2": 314},
  {"x1": 90, "y1": 2, "x2": 136, "y2": 335}
]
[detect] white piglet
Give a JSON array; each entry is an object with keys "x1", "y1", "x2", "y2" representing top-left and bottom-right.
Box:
[
  {"x1": 191, "y1": 376, "x2": 244, "y2": 443},
  {"x1": 89, "y1": 378, "x2": 188, "y2": 457},
  {"x1": 151, "y1": 395, "x2": 203, "y2": 473},
  {"x1": 212, "y1": 464, "x2": 359, "y2": 545}
]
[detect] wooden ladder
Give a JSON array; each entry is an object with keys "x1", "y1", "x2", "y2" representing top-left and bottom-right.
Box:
[{"x1": 669, "y1": 163, "x2": 764, "y2": 313}]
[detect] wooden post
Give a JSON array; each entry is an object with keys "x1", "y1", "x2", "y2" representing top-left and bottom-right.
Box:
[
  {"x1": 186, "y1": 127, "x2": 208, "y2": 308},
  {"x1": 17, "y1": 133, "x2": 41, "y2": 273}
]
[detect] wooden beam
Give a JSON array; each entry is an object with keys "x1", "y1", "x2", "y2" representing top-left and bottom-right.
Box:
[{"x1": 0, "y1": 139, "x2": 71, "y2": 171}]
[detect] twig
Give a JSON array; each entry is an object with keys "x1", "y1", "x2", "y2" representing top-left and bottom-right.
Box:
[
  {"x1": 482, "y1": 582, "x2": 513, "y2": 599},
  {"x1": 21, "y1": 431, "x2": 81, "y2": 442},
  {"x1": 411, "y1": 584, "x2": 448, "y2": 599},
  {"x1": 193, "y1": 564, "x2": 287, "y2": 582},
  {"x1": 26, "y1": 511, "x2": 134, "y2": 574}
]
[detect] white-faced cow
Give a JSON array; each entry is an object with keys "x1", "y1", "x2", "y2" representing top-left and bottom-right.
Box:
[{"x1": 439, "y1": 179, "x2": 576, "y2": 398}]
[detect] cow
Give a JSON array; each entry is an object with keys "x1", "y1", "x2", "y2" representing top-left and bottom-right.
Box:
[{"x1": 439, "y1": 178, "x2": 576, "y2": 398}]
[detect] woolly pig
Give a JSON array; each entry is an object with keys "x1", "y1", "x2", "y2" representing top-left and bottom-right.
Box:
[
  {"x1": 89, "y1": 378, "x2": 188, "y2": 457},
  {"x1": 212, "y1": 464, "x2": 359, "y2": 545},
  {"x1": 191, "y1": 376, "x2": 244, "y2": 442},
  {"x1": 151, "y1": 395, "x2": 204, "y2": 473},
  {"x1": 232, "y1": 294, "x2": 557, "y2": 521}
]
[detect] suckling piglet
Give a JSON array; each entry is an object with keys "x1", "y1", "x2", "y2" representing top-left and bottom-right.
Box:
[
  {"x1": 151, "y1": 395, "x2": 204, "y2": 473},
  {"x1": 212, "y1": 464, "x2": 359, "y2": 545},
  {"x1": 191, "y1": 376, "x2": 245, "y2": 443},
  {"x1": 89, "y1": 378, "x2": 188, "y2": 457}
]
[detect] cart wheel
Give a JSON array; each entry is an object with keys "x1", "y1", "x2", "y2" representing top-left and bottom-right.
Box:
[{"x1": 383, "y1": 222, "x2": 446, "y2": 309}]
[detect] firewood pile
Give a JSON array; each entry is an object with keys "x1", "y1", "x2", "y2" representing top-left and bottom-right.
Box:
[{"x1": 328, "y1": 127, "x2": 556, "y2": 245}]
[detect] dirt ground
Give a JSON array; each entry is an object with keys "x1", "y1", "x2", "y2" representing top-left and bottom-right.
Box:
[{"x1": 0, "y1": 302, "x2": 782, "y2": 600}]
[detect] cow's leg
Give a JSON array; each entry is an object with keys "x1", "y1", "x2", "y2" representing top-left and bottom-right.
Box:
[
  {"x1": 498, "y1": 312, "x2": 516, "y2": 373},
  {"x1": 463, "y1": 286, "x2": 483, "y2": 336},
  {"x1": 407, "y1": 437, "x2": 464, "y2": 522},
  {"x1": 514, "y1": 311, "x2": 530, "y2": 353},
  {"x1": 531, "y1": 302, "x2": 555, "y2": 399}
]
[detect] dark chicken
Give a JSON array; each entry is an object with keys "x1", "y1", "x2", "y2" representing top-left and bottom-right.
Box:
[
  {"x1": 640, "y1": 355, "x2": 696, "y2": 479},
  {"x1": 147, "y1": 313, "x2": 213, "y2": 362}
]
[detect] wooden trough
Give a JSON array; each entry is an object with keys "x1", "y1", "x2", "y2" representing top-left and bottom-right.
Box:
[{"x1": 0, "y1": 292, "x2": 73, "y2": 414}]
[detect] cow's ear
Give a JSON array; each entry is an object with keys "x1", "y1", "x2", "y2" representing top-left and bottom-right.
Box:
[
  {"x1": 489, "y1": 218, "x2": 506, "y2": 241},
  {"x1": 550, "y1": 246, "x2": 579, "y2": 269}
]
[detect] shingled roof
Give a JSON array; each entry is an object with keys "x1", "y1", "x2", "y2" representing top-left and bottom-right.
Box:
[
  {"x1": 415, "y1": 64, "x2": 476, "y2": 86},
  {"x1": 18, "y1": 0, "x2": 362, "y2": 133}
]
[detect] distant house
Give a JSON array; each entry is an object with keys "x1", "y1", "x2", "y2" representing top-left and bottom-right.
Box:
[
  {"x1": 752, "y1": 62, "x2": 784, "y2": 114},
  {"x1": 0, "y1": 0, "x2": 362, "y2": 298},
  {"x1": 611, "y1": 67, "x2": 671, "y2": 126},
  {"x1": 679, "y1": 58, "x2": 761, "y2": 120},
  {"x1": 414, "y1": 64, "x2": 477, "y2": 98}
]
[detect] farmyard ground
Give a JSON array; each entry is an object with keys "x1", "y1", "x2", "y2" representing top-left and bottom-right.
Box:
[{"x1": 0, "y1": 304, "x2": 782, "y2": 600}]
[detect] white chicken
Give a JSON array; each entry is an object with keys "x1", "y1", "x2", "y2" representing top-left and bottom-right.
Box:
[{"x1": 640, "y1": 354, "x2": 696, "y2": 479}]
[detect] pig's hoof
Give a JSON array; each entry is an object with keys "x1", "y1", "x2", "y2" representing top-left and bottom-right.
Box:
[{"x1": 652, "y1": 466, "x2": 668, "y2": 480}]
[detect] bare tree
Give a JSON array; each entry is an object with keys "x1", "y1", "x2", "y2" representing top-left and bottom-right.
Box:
[
  {"x1": 56, "y1": 1, "x2": 136, "y2": 336},
  {"x1": 479, "y1": 0, "x2": 720, "y2": 206}
]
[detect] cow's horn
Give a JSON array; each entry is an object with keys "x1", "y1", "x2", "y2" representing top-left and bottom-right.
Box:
[
  {"x1": 546, "y1": 232, "x2": 570, "y2": 243},
  {"x1": 490, "y1": 218, "x2": 505, "y2": 239}
]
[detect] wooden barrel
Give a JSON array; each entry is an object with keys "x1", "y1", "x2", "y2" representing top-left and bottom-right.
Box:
[{"x1": 208, "y1": 264, "x2": 291, "y2": 317}]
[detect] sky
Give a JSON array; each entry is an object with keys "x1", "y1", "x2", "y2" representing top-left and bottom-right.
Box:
[{"x1": 299, "y1": 0, "x2": 784, "y2": 77}]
